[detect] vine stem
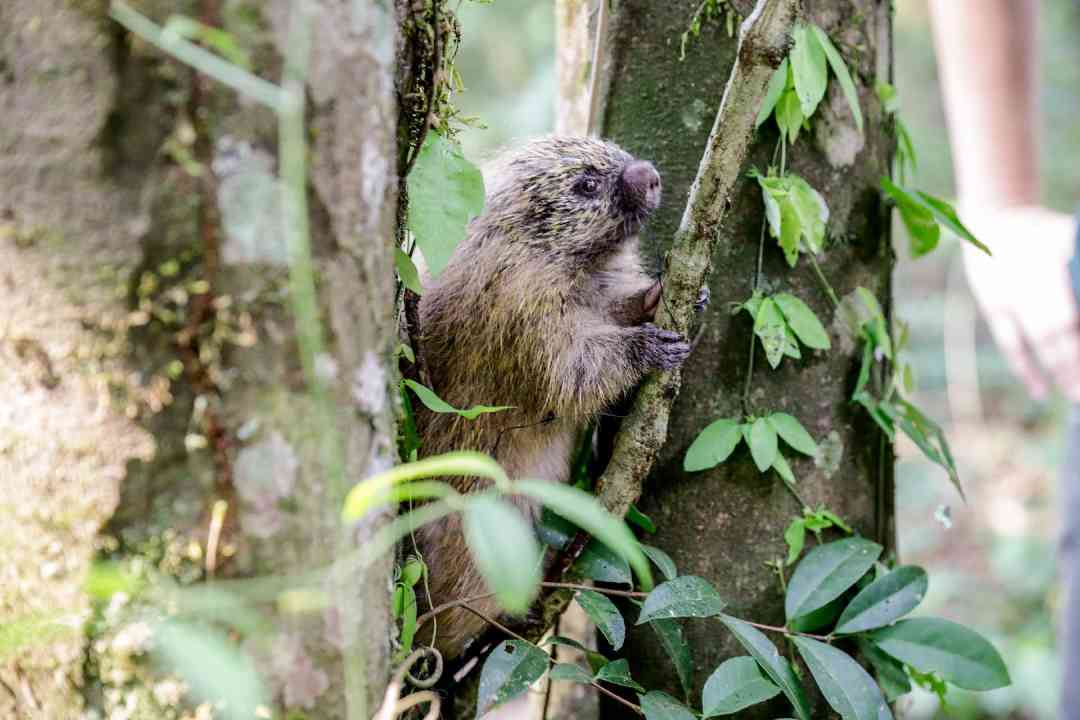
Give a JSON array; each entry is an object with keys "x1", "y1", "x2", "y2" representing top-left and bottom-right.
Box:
[
  {"x1": 808, "y1": 252, "x2": 840, "y2": 309},
  {"x1": 591, "y1": 681, "x2": 644, "y2": 715}
]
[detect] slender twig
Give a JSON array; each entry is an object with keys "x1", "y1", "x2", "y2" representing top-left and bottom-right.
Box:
[
  {"x1": 593, "y1": 0, "x2": 801, "y2": 522},
  {"x1": 808, "y1": 252, "x2": 840, "y2": 309},
  {"x1": 586, "y1": 0, "x2": 610, "y2": 135},
  {"x1": 591, "y1": 681, "x2": 644, "y2": 715},
  {"x1": 540, "y1": 581, "x2": 646, "y2": 598},
  {"x1": 460, "y1": 604, "x2": 531, "y2": 644}
]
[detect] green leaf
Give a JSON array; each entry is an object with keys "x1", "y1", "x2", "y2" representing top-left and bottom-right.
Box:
[
  {"x1": 719, "y1": 615, "x2": 812, "y2": 720},
  {"x1": 153, "y1": 620, "x2": 269, "y2": 720},
  {"x1": 754, "y1": 298, "x2": 788, "y2": 369},
  {"x1": 574, "y1": 539, "x2": 633, "y2": 585},
  {"x1": 768, "y1": 412, "x2": 818, "y2": 456},
  {"x1": 163, "y1": 15, "x2": 252, "y2": 69},
  {"x1": 790, "y1": 24, "x2": 828, "y2": 118},
  {"x1": 772, "y1": 451, "x2": 796, "y2": 485},
  {"x1": 342, "y1": 450, "x2": 506, "y2": 521},
  {"x1": 463, "y1": 495, "x2": 542, "y2": 615},
  {"x1": 407, "y1": 133, "x2": 485, "y2": 277},
  {"x1": 776, "y1": 86, "x2": 805, "y2": 145},
  {"x1": 758, "y1": 174, "x2": 828, "y2": 266},
  {"x1": 835, "y1": 565, "x2": 928, "y2": 634},
  {"x1": 786, "y1": 176, "x2": 829, "y2": 254},
  {"x1": 881, "y1": 177, "x2": 940, "y2": 257},
  {"x1": 785, "y1": 537, "x2": 882, "y2": 621},
  {"x1": 788, "y1": 594, "x2": 846, "y2": 633},
  {"x1": 875, "y1": 81, "x2": 899, "y2": 115},
  {"x1": 757, "y1": 59, "x2": 789, "y2": 127},
  {"x1": 685, "y1": 417, "x2": 743, "y2": 471},
  {"x1": 628, "y1": 505, "x2": 657, "y2": 534},
  {"x1": 639, "y1": 691, "x2": 697, "y2": 720},
  {"x1": 651, "y1": 619, "x2": 694, "y2": 700},
  {"x1": 748, "y1": 417, "x2": 778, "y2": 472},
  {"x1": 576, "y1": 590, "x2": 627, "y2": 651},
  {"x1": 397, "y1": 584, "x2": 419, "y2": 657},
  {"x1": 394, "y1": 247, "x2": 423, "y2": 295},
  {"x1": 773, "y1": 293, "x2": 830, "y2": 350},
  {"x1": 550, "y1": 663, "x2": 594, "y2": 684},
  {"x1": 914, "y1": 190, "x2": 990, "y2": 255},
  {"x1": 595, "y1": 658, "x2": 646, "y2": 692},
  {"x1": 858, "y1": 638, "x2": 912, "y2": 702},
  {"x1": 793, "y1": 637, "x2": 891, "y2": 720},
  {"x1": 476, "y1": 640, "x2": 549, "y2": 717},
  {"x1": 536, "y1": 507, "x2": 576, "y2": 550},
  {"x1": 515, "y1": 480, "x2": 653, "y2": 590},
  {"x1": 637, "y1": 576, "x2": 727, "y2": 624},
  {"x1": 894, "y1": 398, "x2": 963, "y2": 500},
  {"x1": 642, "y1": 544, "x2": 679, "y2": 581},
  {"x1": 702, "y1": 656, "x2": 781, "y2": 716},
  {"x1": 402, "y1": 379, "x2": 513, "y2": 420},
  {"x1": 869, "y1": 618, "x2": 1010, "y2": 690},
  {"x1": 784, "y1": 519, "x2": 807, "y2": 566},
  {"x1": 811, "y1": 24, "x2": 864, "y2": 132}
]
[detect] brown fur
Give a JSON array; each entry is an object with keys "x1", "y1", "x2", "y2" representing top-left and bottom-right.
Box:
[{"x1": 413, "y1": 136, "x2": 689, "y2": 658}]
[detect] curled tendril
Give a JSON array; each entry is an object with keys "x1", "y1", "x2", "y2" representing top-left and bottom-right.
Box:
[{"x1": 372, "y1": 646, "x2": 444, "y2": 720}]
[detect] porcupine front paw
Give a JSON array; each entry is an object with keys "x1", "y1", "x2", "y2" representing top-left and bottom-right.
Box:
[{"x1": 633, "y1": 323, "x2": 691, "y2": 372}]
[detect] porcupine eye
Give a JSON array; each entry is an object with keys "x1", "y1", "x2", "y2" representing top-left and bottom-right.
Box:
[{"x1": 573, "y1": 175, "x2": 601, "y2": 198}]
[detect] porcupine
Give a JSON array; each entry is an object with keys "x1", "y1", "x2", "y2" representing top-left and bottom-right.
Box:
[{"x1": 414, "y1": 136, "x2": 691, "y2": 659}]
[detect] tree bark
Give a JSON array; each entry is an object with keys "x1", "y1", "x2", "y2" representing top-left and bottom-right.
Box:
[
  {"x1": 559, "y1": 0, "x2": 895, "y2": 716},
  {"x1": 1, "y1": 1, "x2": 400, "y2": 718}
]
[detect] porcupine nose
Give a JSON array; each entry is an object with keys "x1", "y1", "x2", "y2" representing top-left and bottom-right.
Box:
[{"x1": 621, "y1": 160, "x2": 662, "y2": 211}]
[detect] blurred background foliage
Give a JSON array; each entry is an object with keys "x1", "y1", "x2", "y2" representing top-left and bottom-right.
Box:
[{"x1": 454, "y1": 1, "x2": 1080, "y2": 717}]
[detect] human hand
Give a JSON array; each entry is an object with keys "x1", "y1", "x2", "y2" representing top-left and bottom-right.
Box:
[{"x1": 961, "y1": 206, "x2": 1080, "y2": 401}]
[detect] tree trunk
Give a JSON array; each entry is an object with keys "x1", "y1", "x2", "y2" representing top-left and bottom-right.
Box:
[
  {"x1": 559, "y1": 0, "x2": 895, "y2": 716},
  {"x1": 1, "y1": 1, "x2": 400, "y2": 717}
]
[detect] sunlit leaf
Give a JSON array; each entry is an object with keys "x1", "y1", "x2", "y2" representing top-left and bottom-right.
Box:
[
  {"x1": 757, "y1": 59, "x2": 789, "y2": 128},
  {"x1": 394, "y1": 247, "x2": 423, "y2": 295},
  {"x1": 748, "y1": 417, "x2": 778, "y2": 472},
  {"x1": 463, "y1": 495, "x2": 542, "y2": 614},
  {"x1": 773, "y1": 293, "x2": 830, "y2": 350},
  {"x1": 810, "y1": 24, "x2": 863, "y2": 132},
  {"x1": 790, "y1": 24, "x2": 828, "y2": 118},
  {"x1": 768, "y1": 412, "x2": 818, "y2": 456},
  {"x1": 407, "y1": 133, "x2": 485, "y2": 277}
]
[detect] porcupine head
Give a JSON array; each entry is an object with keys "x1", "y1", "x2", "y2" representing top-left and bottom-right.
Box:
[{"x1": 413, "y1": 136, "x2": 690, "y2": 659}]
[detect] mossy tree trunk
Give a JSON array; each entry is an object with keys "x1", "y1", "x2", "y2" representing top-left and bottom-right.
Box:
[
  {"x1": 1, "y1": 1, "x2": 401, "y2": 718},
  {"x1": 560, "y1": 0, "x2": 894, "y2": 716}
]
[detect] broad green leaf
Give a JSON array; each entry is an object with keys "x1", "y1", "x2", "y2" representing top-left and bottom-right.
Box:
[
  {"x1": 768, "y1": 412, "x2": 818, "y2": 456},
  {"x1": 793, "y1": 637, "x2": 891, "y2": 720},
  {"x1": 702, "y1": 656, "x2": 781, "y2": 716},
  {"x1": 394, "y1": 247, "x2": 423, "y2": 294},
  {"x1": 463, "y1": 495, "x2": 542, "y2": 614},
  {"x1": 401, "y1": 557, "x2": 425, "y2": 587},
  {"x1": 757, "y1": 59, "x2": 790, "y2": 127},
  {"x1": 784, "y1": 519, "x2": 807, "y2": 565},
  {"x1": 785, "y1": 537, "x2": 882, "y2": 621},
  {"x1": 754, "y1": 298, "x2": 788, "y2": 369},
  {"x1": 639, "y1": 691, "x2": 697, "y2": 720},
  {"x1": 576, "y1": 590, "x2": 626, "y2": 651},
  {"x1": 537, "y1": 507, "x2": 577, "y2": 551},
  {"x1": 515, "y1": 480, "x2": 652, "y2": 590},
  {"x1": 786, "y1": 176, "x2": 829, "y2": 254},
  {"x1": 402, "y1": 379, "x2": 513, "y2": 420},
  {"x1": 790, "y1": 24, "x2": 828, "y2": 118},
  {"x1": 869, "y1": 618, "x2": 1010, "y2": 690},
  {"x1": 642, "y1": 544, "x2": 679, "y2": 581},
  {"x1": 342, "y1": 451, "x2": 506, "y2": 521},
  {"x1": 772, "y1": 452, "x2": 796, "y2": 485},
  {"x1": 719, "y1": 616, "x2": 811, "y2": 720},
  {"x1": 858, "y1": 638, "x2": 912, "y2": 702},
  {"x1": 782, "y1": 325, "x2": 802, "y2": 360},
  {"x1": 153, "y1": 620, "x2": 269, "y2": 720},
  {"x1": 651, "y1": 619, "x2": 694, "y2": 699},
  {"x1": 550, "y1": 663, "x2": 593, "y2": 684},
  {"x1": 811, "y1": 24, "x2": 864, "y2": 132},
  {"x1": 595, "y1": 658, "x2": 645, "y2": 692},
  {"x1": 748, "y1": 417, "x2": 778, "y2": 472},
  {"x1": 685, "y1": 417, "x2": 743, "y2": 472},
  {"x1": 637, "y1": 576, "x2": 726, "y2": 624},
  {"x1": 476, "y1": 640, "x2": 549, "y2": 717},
  {"x1": 574, "y1": 539, "x2": 633, "y2": 585},
  {"x1": 788, "y1": 594, "x2": 846, "y2": 633},
  {"x1": 407, "y1": 133, "x2": 485, "y2": 277},
  {"x1": 397, "y1": 584, "x2": 419, "y2": 658},
  {"x1": 881, "y1": 177, "x2": 940, "y2": 257},
  {"x1": 773, "y1": 293, "x2": 830, "y2": 350},
  {"x1": 835, "y1": 565, "x2": 928, "y2": 634},
  {"x1": 914, "y1": 191, "x2": 989, "y2": 255}
]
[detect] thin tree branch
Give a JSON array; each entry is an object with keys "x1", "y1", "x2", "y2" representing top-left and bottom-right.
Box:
[{"x1": 594, "y1": 0, "x2": 802, "y2": 520}]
